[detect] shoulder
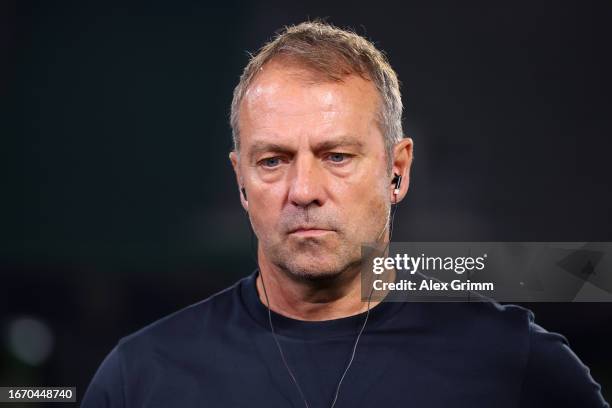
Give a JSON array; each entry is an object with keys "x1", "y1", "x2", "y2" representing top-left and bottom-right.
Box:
[
  {"x1": 81, "y1": 275, "x2": 250, "y2": 407},
  {"x1": 116, "y1": 275, "x2": 248, "y2": 356},
  {"x1": 417, "y1": 301, "x2": 608, "y2": 406},
  {"x1": 81, "y1": 343, "x2": 126, "y2": 408},
  {"x1": 417, "y1": 299, "x2": 536, "y2": 339},
  {"x1": 434, "y1": 301, "x2": 535, "y2": 366},
  {"x1": 519, "y1": 318, "x2": 609, "y2": 407}
]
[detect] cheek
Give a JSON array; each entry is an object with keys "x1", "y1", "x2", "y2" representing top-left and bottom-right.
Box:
[
  {"x1": 246, "y1": 191, "x2": 283, "y2": 237},
  {"x1": 339, "y1": 181, "x2": 389, "y2": 232}
]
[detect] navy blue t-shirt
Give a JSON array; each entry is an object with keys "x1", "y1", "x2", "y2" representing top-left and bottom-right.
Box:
[{"x1": 82, "y1": 270, "x2": 608, "y2": 407}]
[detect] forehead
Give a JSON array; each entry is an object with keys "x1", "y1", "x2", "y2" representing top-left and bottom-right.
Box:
[{"x1": 239, "y1": 61, "x2": 382, "y2": 148}]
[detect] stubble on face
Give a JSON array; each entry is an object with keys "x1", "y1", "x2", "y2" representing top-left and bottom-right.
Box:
[
  {"x1": 265, "y1": 206, "x2": 356, "y2": 282},
  {"x1": 261, "y1": 191, "x2": 390, "y2": 284},
  {"x1": 239, "y1": 62, "x2": 391, "y2": 285}
]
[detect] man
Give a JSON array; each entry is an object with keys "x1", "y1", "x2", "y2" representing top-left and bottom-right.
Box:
[{"x1": 82, "y1": 21, "x2": 609, "y2": 407}]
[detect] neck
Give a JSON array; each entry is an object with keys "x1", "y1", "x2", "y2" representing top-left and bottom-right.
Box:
[{"x1": 255, "y1": 247, "x2": 392, "y2": 321}]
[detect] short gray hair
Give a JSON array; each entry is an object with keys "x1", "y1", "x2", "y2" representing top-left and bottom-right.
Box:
[{"x1": 230, "y1": 21, "x2": 403, "y2": 166}]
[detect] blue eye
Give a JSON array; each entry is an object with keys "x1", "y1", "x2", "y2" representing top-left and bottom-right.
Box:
[
  {"x1": 328, "y1": 153, "x2": 347, "y2": 163},
  {"x1": 261, "y1": 157, "x2": 281, "y2": 168}
]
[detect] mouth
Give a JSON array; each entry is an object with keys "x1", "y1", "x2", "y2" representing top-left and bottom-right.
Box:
[{"x1": 288, "y1": 227, "x2": 334, "y2": 238}]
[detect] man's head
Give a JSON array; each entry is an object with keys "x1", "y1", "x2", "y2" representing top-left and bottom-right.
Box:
[{"x1": 229, "y1": 21, "x2": 413, "y2": 282}]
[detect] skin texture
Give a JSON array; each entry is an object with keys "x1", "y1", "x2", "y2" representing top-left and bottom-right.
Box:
[{"x1": 230, "y1": 60, "x2": 413, "y2": 321}]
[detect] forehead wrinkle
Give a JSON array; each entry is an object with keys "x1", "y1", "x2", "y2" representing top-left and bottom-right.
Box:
[
  {"x1": 243, "y1": 67, "x2": 360, "y2": 119},
  {"x1": 240, "y1": 67, "x2": 384, "y2": 157},
  {"x1": 245, "y1": 86, "x2": 341, "y2": 120}
]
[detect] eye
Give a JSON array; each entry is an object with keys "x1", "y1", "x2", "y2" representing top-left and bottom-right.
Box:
[
  {"x1": 259, "y1": 157, "x2": 282, "y2": 168},
  {"x1": 327, "y1": 153, "x2": 350, "y2": 163}
]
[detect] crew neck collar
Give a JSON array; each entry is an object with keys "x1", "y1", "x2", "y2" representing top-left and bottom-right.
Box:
[{"x1": 240, "y1": 269, "x2": 405, "y2": 340}]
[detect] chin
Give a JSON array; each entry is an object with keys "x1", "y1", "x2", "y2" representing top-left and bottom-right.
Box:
[
  {"x1": 266, "y1": 234, "x2": 363, "y2": 281},
  {"x1": 288, "y1": 266, "x2": 342, "y2": 282},
  {"x1": 280, "y1": 253, "x2": 361, "y2": 283}
]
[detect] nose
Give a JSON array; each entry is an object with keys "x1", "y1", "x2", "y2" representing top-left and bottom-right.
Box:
[{"x1": 287, "y1": 154, "x2": 327, "y2": 208}]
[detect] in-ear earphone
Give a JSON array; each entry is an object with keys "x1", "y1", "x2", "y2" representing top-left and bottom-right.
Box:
[
  {"x1": 392, "y1": 173, "x2": 402, "y2": 196},
  {"x1": 241, "y1": 187, "x2": 247, "y2": 201}
]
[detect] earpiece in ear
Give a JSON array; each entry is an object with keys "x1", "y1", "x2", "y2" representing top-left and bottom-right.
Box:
[
  {"x1": 241, "y1": 187, "x2": 248, "y2": 201},
  {"x1": 392, "y1": 173, "x2": 402, "y2": 196}
]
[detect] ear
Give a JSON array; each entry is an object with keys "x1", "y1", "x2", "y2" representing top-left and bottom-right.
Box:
[
  {"x1": 390, "y1": 137, "x2": 414, "y2": 203},
  {"x1": 229, "y1": 151, "x2": 248, "y2": 211}
]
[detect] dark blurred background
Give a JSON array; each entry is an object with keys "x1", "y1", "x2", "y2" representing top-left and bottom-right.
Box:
[{"x1": 2, "y1": 0, "x2": 611, "y2": 404}]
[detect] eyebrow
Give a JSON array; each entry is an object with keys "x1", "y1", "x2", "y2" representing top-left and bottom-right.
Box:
[
  {"x1": 247, "y1": 136, "x2": 365, "y2": 163},
  {"x1": 247, "y1": 141, "x2": 292, "y2": 163},
  {"x1": 312, "y1": 136, "x2": 364, "y2": 153}
]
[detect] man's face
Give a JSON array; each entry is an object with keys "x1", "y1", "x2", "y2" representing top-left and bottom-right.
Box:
[{"x1": 231, "y1": 62, "x2": 392, "y2": 281}]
